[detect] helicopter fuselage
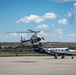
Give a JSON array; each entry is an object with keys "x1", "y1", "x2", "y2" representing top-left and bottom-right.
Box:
[{"x1": 30, "y1": 35, "x2": 46, "y2": 45}]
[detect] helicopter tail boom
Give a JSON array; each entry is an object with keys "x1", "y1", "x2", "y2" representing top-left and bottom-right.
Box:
[{"x1": 21, "y1": 36, "x2": 30, "y2": 43}]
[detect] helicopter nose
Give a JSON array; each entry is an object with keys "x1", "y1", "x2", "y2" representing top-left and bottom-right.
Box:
[
  {"x1": 39, "y1": 42, "x2": 46, "y2": 46},
  {"x1": 43, "y1": 41, "x2": 46, "y2": 44}
]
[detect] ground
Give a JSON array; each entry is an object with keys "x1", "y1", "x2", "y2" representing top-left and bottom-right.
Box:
[{"x1": 0, "y1": 56, "x2": 76, "y2": 75}]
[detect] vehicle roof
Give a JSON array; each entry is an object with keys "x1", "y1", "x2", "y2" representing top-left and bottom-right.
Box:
[{"x1": 47, "y1": 48, "x2": 68, "y2": 50}]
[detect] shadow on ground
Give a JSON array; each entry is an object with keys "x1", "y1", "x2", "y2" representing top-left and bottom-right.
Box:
[{"x1": 12, "y1": 61, "x2": 37, "y2": 63}]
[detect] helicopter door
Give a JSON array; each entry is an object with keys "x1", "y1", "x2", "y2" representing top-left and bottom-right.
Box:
[{"x1": 31, "y1": 39, "x2": 38, "y2": 44}]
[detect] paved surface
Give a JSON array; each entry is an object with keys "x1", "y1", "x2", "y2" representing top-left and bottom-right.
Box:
[{"x1": 0, "y1": 56, "x2": 76, "y2": 75}]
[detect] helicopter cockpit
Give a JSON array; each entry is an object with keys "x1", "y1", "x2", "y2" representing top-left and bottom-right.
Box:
[{"x1": 31, "y1": 35, "x2": 45, "y2": 45}]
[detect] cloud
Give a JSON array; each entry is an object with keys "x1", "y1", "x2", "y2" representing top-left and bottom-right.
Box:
[
  {"x1": 50, "y1": 0, "x2": 76, "y2": 3},
  {"x1": 0, "y1": 32, "x2": 76, "y2": 42},
  {"x1": 0, "y1": 33, "x2": 27, "y2": 42},
  {"x1": 38, "y1": 31, "x2": 49, "y2": 37},
  {"x1": 43, "y1": 12, "x2": 57, "y2": 19},
  {"x1": 58, "y1": 19, "x2": 68, "y2": 24},
  {"x1": 16, "y1": 15, "x2": 44, "y2": 23},
  {"x1": 10, "y1": 33, "x2": 18, "y2": 38},
  {"x1": 0, "y1": 34, "x2": 7, "y2": 41},
  {"x1": 68, "y1": 12, "x2": 72, "y2": 17},
  {"x1": 67, "y1": 33, "x2": 76, "y2": 37},
  {"x1": 50, "y1": 28, "x2": 63, "y2": 40},
  {"x1": 56, "y1": 0, "x2": 76, "y2": 2},
  {"x1": 51, "y1": 24, "x2": 55, "y2": 27},
  {"x1": 74, "y1": 2, "x2": 76, "y2": 6},
  {"x1": 68, "y1": 3, "x2": 76, "y2": 24},
  {"x1": 43, "y1": 28, "x2": 64, "y2": 42},
  {"x1": 16, "y1": 12, "x2": 57, "y2": 24},
  {"x1": 10, "y1": 33, "x2": 27, "y2": 38},
  {"x1": 64, "y1": 33, "x2": 76, "y2": 42},
  {"x1": 54, "y1": 28, "x2": 63, "y2": 34},
  {"x1": 45, "y1": 28, "x2": 76, "y2": 42},
  {"x1": 35, "y1": 24, "x2": 49, "y2": 29},
  {"x1": 57, "y1": 28, "x2": 63, "y2": 34}
]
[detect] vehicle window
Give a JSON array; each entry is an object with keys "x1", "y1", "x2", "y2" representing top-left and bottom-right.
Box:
[
  {"x1": 42, "y1": 37, "x2": 45, "y2": 40},
  {"x1": 58, "y1": 50, "x2": 60, "y2": 51},
  {"x1": 61, "y1": 49, "x2": 63, "y2": 51},
  {"x1": 56, "y1": 50, "x2": 57, "y2": 51},
  {"x1": 66, "y1": 49, "x2": 69, "y2": 51},
  {"x1": 32, "y1": 39, "x2": 37, "y2": 43},
  {"x1": 37, "y1": 38, "x2": 41, "y2": 42}
]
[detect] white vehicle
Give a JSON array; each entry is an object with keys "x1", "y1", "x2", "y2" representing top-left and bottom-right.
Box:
[
  {"x1": 33, "y1": 46, "x2": 76, "y2": 59},
  {"x1": 20, "y1": 29, "x2": 46, "y2": 45},
  {"x1": 9, "y1": 29, "x2": 46, "y2": 45},
  {"x1": 45, "y1": 47, "x2": 76, "y2": 59}
]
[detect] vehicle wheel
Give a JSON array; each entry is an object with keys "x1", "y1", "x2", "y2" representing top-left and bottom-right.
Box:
[
  {"x1": 71, "y1": 56, "x2": 74, "y2": 59},
  {"x1": 61, "y1": 55, "x2": 65, "y2": 59},
  {"x1": 54, "y1": 54, "x2": 58, "y2": 59}
]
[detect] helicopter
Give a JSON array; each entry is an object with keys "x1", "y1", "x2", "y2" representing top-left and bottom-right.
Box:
[
  {"x1": 9, "y1": 29, "x2": 46, "y2": 45},
  {"x1": 8, "y1": 29, "x2": 52, "y2": 45},
  {"x1": 20, "y1": 29, "x2": 46, "y2": 45}
]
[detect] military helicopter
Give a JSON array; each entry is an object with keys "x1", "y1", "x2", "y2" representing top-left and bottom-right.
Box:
[{"x1": 20, "y1": 29, "x2": 46, "y2": 45}]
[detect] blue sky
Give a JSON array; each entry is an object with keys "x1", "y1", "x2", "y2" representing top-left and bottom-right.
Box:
[{"x1": 0, "y1": 0, "x2": 76, "y2": 42}]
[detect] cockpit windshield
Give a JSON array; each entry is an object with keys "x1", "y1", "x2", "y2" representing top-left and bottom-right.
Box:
[
  {"x1": 37, "y1": 38, "x2": 41, "y2": 42},
  {"x1": 42, "y1": 37, "x2": 45, "y2": 40}
]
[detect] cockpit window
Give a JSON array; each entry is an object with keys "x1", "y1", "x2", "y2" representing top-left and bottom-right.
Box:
[
  {"x1": 37, "y1": 38, "x2": 41, "y2": 42},
  {"x1": 66, "y1": 49, "x2": 69, "y2": 51},
  {"x1": 42, "y1": 37, "x2": 45, "y2": 40}
]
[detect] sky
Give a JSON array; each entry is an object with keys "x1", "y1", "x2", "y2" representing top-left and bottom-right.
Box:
[{"x1": 0, "y1": 0, "x2": 76, "y2": 42}]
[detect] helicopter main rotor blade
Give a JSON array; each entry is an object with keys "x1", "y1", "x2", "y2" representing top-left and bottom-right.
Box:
[
  {"x1": 7, "y1": 29, "x2": 52, "y2": 34},
  {"x1": 7, "y1": 31, "x2": 31, "y2": 33},
  {"x1": 27, "y1": 29, "x2": 40, "y2": 33},
  {"x1": 7, "y1": 29, "x2": 40, "y2": 33}
]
